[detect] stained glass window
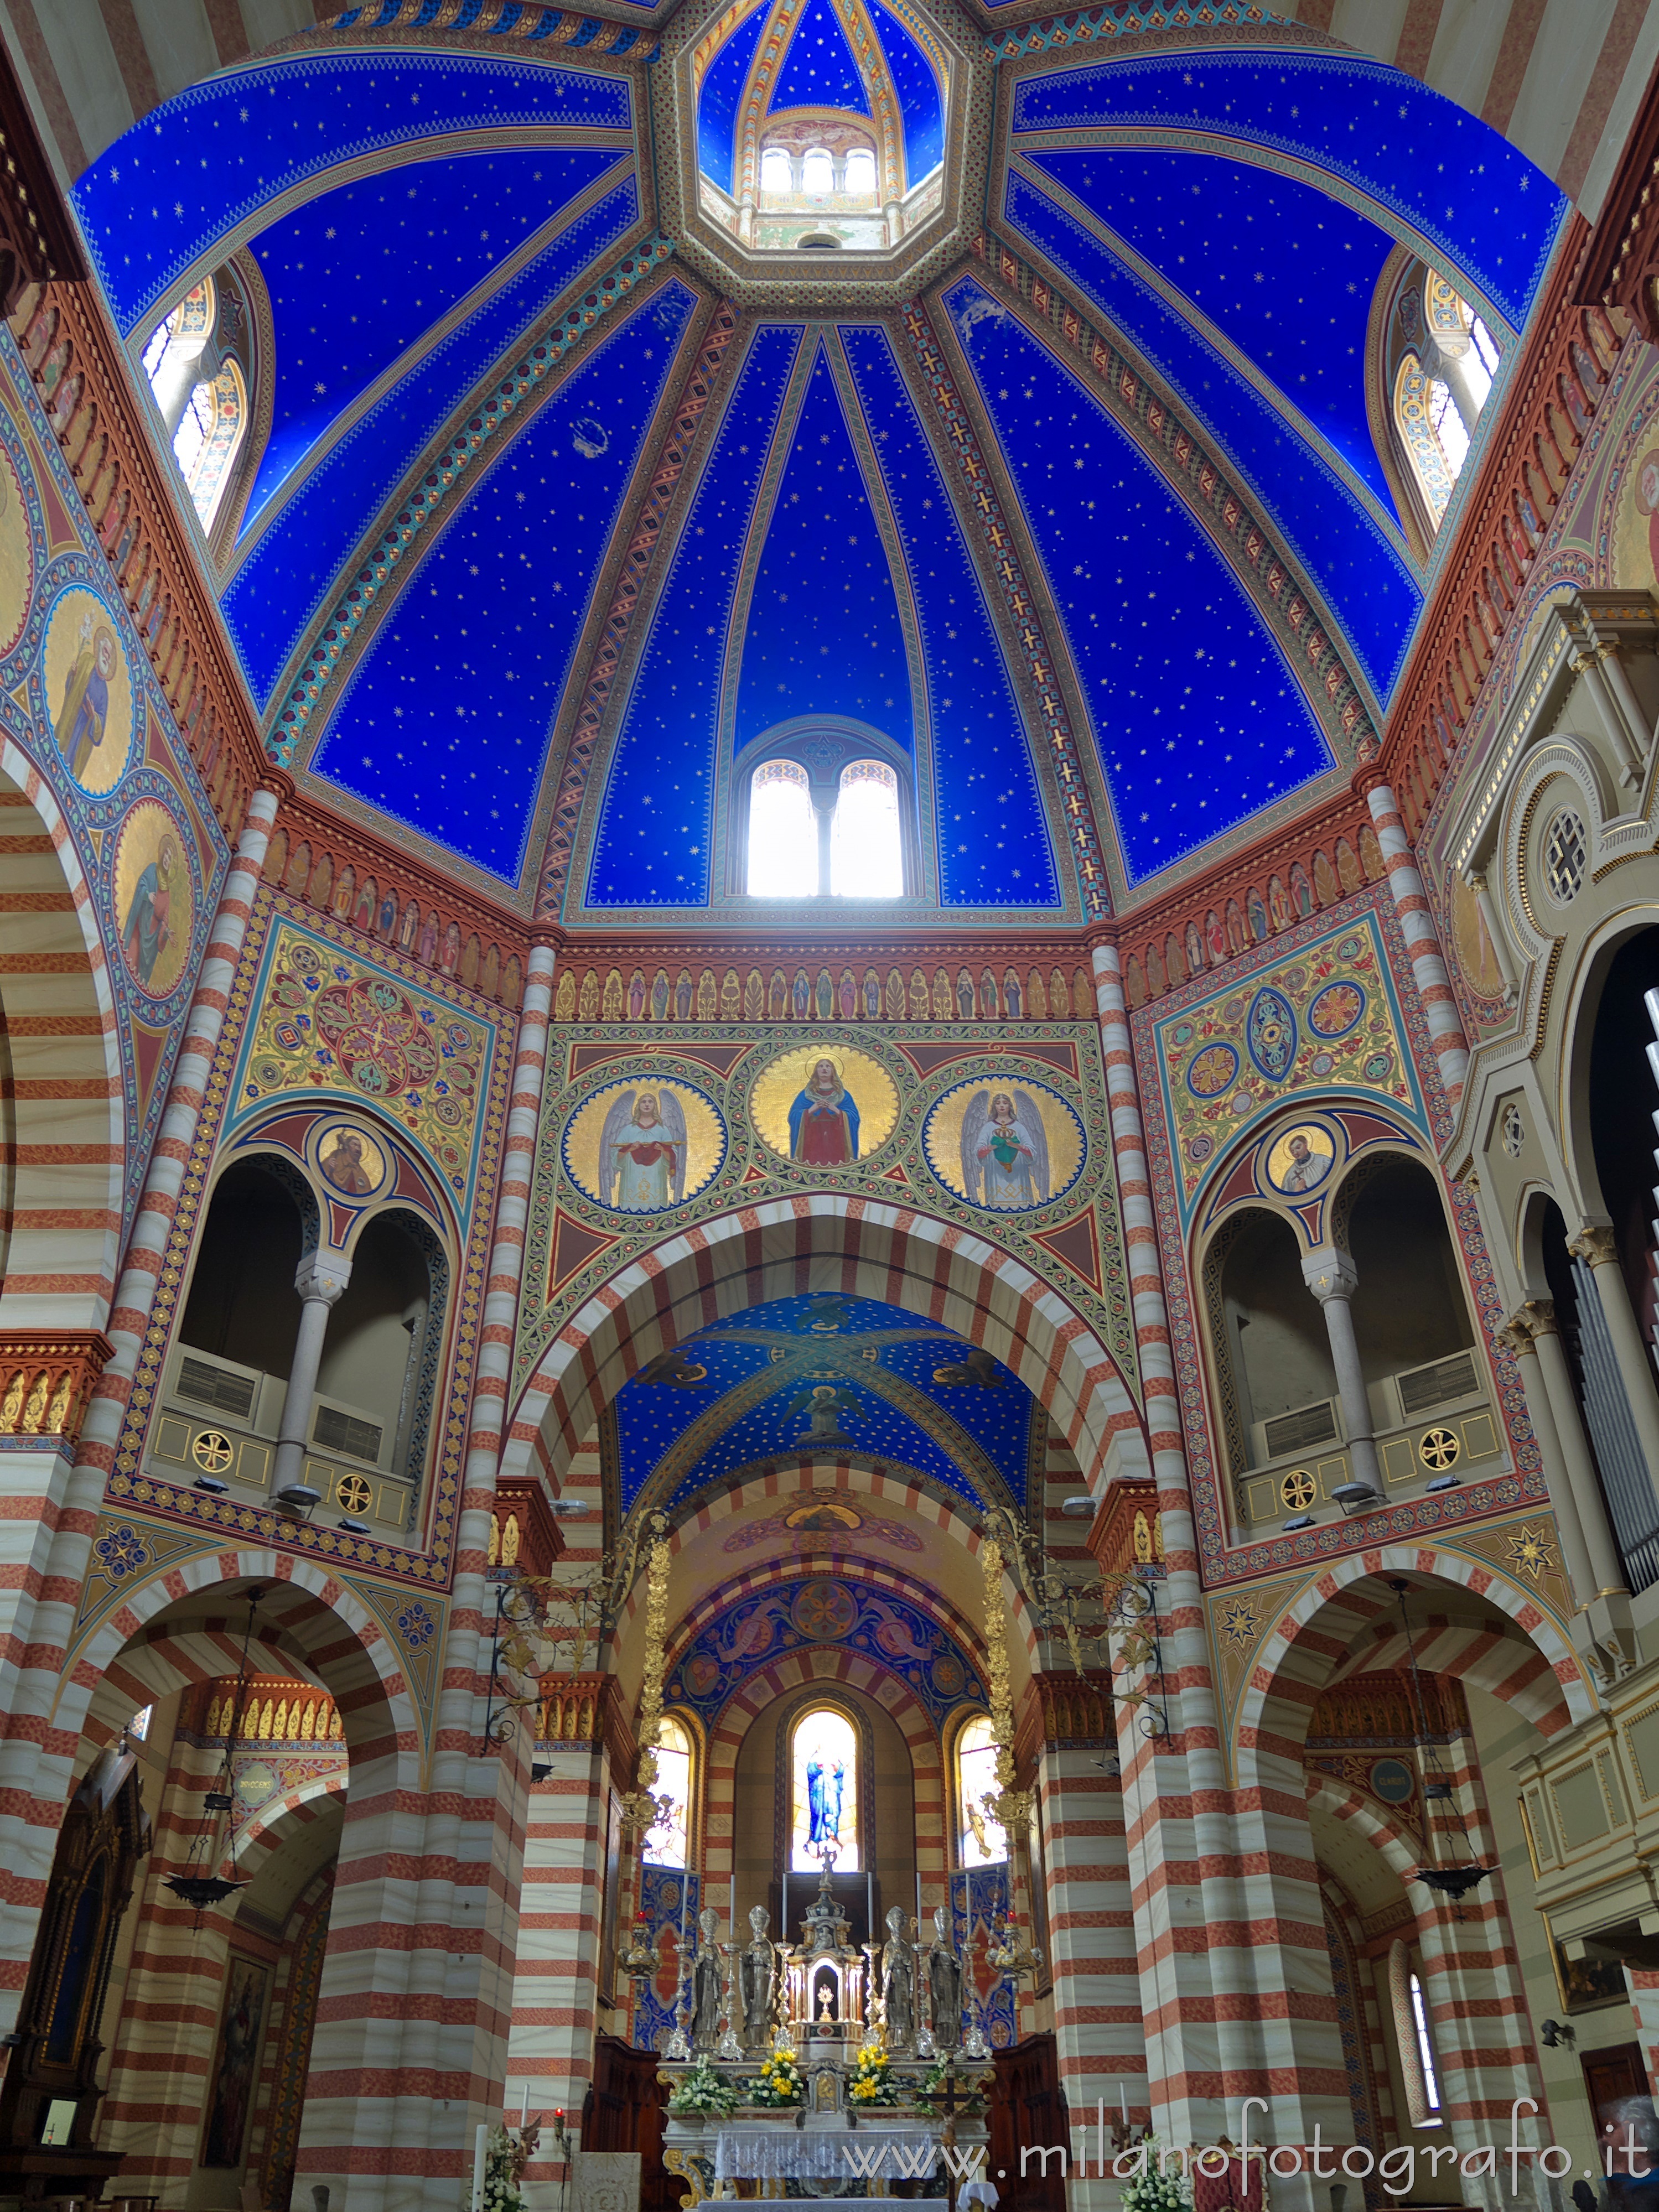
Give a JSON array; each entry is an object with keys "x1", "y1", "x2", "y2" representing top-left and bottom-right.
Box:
[
  {"x1": 643, "y1": 1714, "x2": 692, "y2": 1868},
  {"x1": 956, "y1": 1715, "x2": 1007, "y2": 1867},
  {"x1": 790, "y1": 1707, "x2": 858, "y2": 1871}
]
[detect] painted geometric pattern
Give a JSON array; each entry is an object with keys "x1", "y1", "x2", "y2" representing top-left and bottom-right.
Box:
[
  {"x1": 1148, "y1": 909, "x2": 1427, "y2": 1224},
  {"x1": 665, "y1": 1575, "x2": 986, "y2": 1729},
  {"x1": 232, "y1": 915, "x2": 503, "y2": 1207}
]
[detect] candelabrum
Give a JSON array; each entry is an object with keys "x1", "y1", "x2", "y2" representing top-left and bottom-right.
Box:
[
  {"x1": 987, "y1": 1908, "x2": 1043, "y2": 1985},
  {"x1": 619, "y1": 1913, "x2": 663, "y2": 1980}
]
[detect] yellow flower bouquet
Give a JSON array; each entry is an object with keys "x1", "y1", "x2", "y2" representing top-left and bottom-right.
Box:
[
  {"x1": 745, "y1": 2053, "x2": 805, "y2": 2107},
  {"x1": 848, "y1": 2044, "x2": 901, "y2": 2107}
]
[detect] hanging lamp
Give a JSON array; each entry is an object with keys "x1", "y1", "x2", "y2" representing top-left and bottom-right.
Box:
[
  {"x1": 162, "y1": 1585, "x2": 265, "y2": 1915},
  {"x1": 1389, "y1": 1579, "x2": 1492, "y2": 1907}
]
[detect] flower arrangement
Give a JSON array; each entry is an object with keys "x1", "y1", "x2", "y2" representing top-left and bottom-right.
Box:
[
  {"x1": 1118, "y1": 2147, "x2": 1193, "y2": 2212},
  {"x1": 848, "y1": 2044, "x2": 901, "y2": 2106},
  {"x1": 666, "y1": 2058, "x2": 739, "y2": 2120},
  {"x1": 744, "y1": 2050, "x2": 805, "y2": 2106},
  {"x1": 484, "y1": 2123, "x2": 526, "y2": 2212}
]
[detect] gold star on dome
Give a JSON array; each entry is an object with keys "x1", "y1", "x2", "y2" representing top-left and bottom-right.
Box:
[{"x1": 1505, "y1": 1525, "x2": 1557, "y2": 1582}]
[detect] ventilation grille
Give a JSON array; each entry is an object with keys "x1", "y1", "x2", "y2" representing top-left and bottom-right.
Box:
[
  {"x1": 175, "y1": 1356, "x2": 256, "y2": 1421},
  {"x1": 1263, "y1": 1399, "x2": 1338, "y2": 1457},
  {"x1": 312, "y1": 1406, "x2": 383, "y2": 1462},
  {"x1": 1398, "y1": 1351, "x2": 1480, "y2": 1417}
]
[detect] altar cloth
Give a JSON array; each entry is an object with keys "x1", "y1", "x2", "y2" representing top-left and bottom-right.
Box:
[{"x1": 713, "y1": 2126, "x2": 941, "y2": 2180}]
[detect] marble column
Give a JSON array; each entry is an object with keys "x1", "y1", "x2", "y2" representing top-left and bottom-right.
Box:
[
  {"x1": 1496, "y1": 1315, "x2": 1599, "y2": 1599},
  {"x1": 1300, "y1": 1248, "x2": 1383, "y2": 1492},
  {"x1": 272, "y1": 1253, "x2": 351, "y2": 1493}
]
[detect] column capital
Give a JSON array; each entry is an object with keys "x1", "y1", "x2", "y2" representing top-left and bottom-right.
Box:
[
  {"x1": 1301, "y1": 1247, "x2": 1359, "y2": 1302},
  {"x1": 295, "y1": 1254, "x2": 350, "y2": 1304},
  {"x1": 1352, "y1": 762, "x2": 1394, "y2": 803},
  {"x1": 1496, "y1": 1317, "x2": 1535, "y2": 1357},
  {"x1": 1568, "y1": 1223, "x2": 1619, "y2": 1268},
  {"x1": 1521, "y1": 1296, "x2": 1558, "y2": 1337}
]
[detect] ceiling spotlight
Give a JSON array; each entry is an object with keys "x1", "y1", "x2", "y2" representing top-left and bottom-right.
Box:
[
  {"x1": 339, "y1": 1515, "x2": 370, "y2": 1535},
  {"x1": 193, "y1": 1473, "x2": 229, "y2": 1495},
  {"x1": 276, "y1": 1483, "x2": 321, "y2": 1516},
  {"x1": 1331, "y1": 1481, "x2": 1382, "y2": 1515},
  {"x1": 551, "y1": 1499, "x2": 591, "y2": 1518},
  {"x1": 1424, "y1": 1472, "x2": 1461, "y2": 1493},
  {"x1": 1283, "y1": 1512, "x2": 1318, "y2": 1531},
  {"x1": 1060, "y1": 1497, "x2": 1095, "y2": 1518}
]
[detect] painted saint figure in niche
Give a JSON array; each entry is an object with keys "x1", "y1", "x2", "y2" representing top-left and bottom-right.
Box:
[
  {"x1": 959, "y1": 1090, "x2": 1050, "y2": 1208},
  {"x1": 122, "y1": 833, "x2": 179, "y2": 990},
  {"x1": 320, "y1": 1130, "x2": 375, "y2": 1196},
  {"x1": 788, "y1": 1058, "x2": 860, "y2": 1165},
  {"x1": 54, "y1": 611, "x2": 119, "y2": 784},
  {"x1": 598, "y1": 1088, "x2": 687, "y2": 1209}
]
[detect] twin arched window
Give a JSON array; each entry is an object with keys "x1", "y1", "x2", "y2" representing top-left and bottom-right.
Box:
[
  {"x1": 140, "y1": 273, "x2": 250, "y2": 535},
  {"x1": 1389, "y1": 265, "x2": 1501, "y2": 534},
  {"x1": 747, "y1": 756, "x2": 904, "y2": 898}
]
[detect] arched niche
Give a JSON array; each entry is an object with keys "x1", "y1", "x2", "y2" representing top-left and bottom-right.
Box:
[
  {"x1": 178, "y1": 1153, "x2": 316, "y2": 1386},
  {"x1": 315, "y1": 1205, "x2": 442, "y2": 1483},
  {"x1": 1339, "y1": 1154, "x2": 1476, "y2": 1384},
  {"x1": 1207, "y1": 1206, "x2": 1339, "y2": 1474},
  {"x1": 730, "y1": 1681, "x2": 917, "y2": 1951}
]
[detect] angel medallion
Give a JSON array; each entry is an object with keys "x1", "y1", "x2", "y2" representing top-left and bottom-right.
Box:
[
  {"x1": 959, "y1": 1089, "x2": 1050, "y2": 1208},
  {"x1": 598, "y1": 1088, "x2": 688, "y2": 1211}
]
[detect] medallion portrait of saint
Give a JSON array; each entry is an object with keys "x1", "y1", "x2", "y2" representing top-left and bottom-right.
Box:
[
  {"x1": 46, "y1": 586, "x2": 134, "y2": 796},
  {"x1": 959, "y1": 1089, "x2": 1050, "y2": 1208},
  {"x1": 749, "y1": 1046, "x2": 899, "y2": 1169},
  {"x1": 112, "y1": 798, "x2": 194, "y2": 1000},
  {"x1": 1265, "y1": 1123, "x2": 1336, "y2": 1196},
  {"x1": 788, "y1": 1057, "x2": 860, "y2": 1165},
  {"x1": 599, "y1": 1088, "x2": 688, "y2": 1209},
  {"x1": 562, "y1": 1078, "x2": 725, "y2": 1215},
  {"x1": 924, "y1": 1074, "x2": 1084, "y2": 1213},
  {"x1": 319, "y1": 1126, "x2": 384, "y2": 1197}
]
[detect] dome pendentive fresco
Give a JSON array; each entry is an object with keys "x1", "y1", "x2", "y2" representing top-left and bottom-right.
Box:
[{"x1": 7, "y1": 0, "x2": 1659, "y2": 2204}]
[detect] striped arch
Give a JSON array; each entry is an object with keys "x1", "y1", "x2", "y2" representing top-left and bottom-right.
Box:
[
  {"x1": 54, "y1": 1552, "x2": 420, "y2": 1774},
  {"x1": 1326, "y1": 1617, "x2": 1574, "y2": 1736},
  {"x1": 0, "y1": 746, "x2": 125, "y2": 1332},
  {"x1": 1235, "y1": 1548, "x2": 1592, "y2": 1795},
  {"x1": 504, "y1": 1196, "x2": 1146, "y2": 1509},
  {"x1": 699, "y1": 1644, "x2": 949, "y2": 1897},
  {"x1": 77, "y1": 1617, "x2": 329, "y2": 1747},
  {"x1": 232, "y1": 1768, "x2": 348, "y2": 1870}
]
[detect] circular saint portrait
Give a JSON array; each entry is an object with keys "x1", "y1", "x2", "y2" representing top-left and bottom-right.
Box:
[
  {"x1": 112, "y1": 797, "x2": 193, "y2": 999},
  {"x1": 923, "y1": 1077, "x2": 1086, "y2": 1211},
  {"x1": 316, "y1": 1121, "x2": 388, "y2": 1198},
  {"x1": 749, "y1": 1045, "x2": 899, "y2": 1168},
  {"x1": 46, "y1": 585, "x2": 134, "y2": 795},
  {"x1": 562, "y1": 1078, "x2": 726, "y2": 1212},
  {"x1": 0, "y1": 446, "x2": 32, "y2": 658},
  {"x1": 1264, "y1": 1121, "x2": 1336, "y2": 1197}
]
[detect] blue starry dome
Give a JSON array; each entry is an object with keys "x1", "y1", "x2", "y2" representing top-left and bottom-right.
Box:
[{"x1": 67, "y1": 15, "x2": 1567, "y2": 917}]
